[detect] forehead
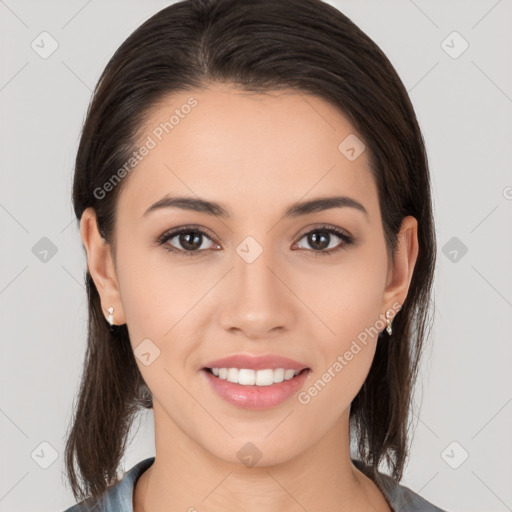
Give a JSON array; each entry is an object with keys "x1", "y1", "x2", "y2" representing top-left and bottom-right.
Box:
[{"x1": 118, "y1": 84, "x2": 379, "y2": 222}]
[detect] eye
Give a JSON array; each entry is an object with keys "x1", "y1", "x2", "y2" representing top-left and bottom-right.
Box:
[
  {"x1": 156, "y1": 224, "x2": 354, "y2": 258},
  {"x1": 293, "y1": 225, "x2": 354, "y2": 256},
  {"x1": 156, "y1": 226, "x2": 219, "y2": 258}
]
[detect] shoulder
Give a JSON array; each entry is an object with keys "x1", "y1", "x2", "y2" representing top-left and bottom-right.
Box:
[
  {"x1": 61, "y1": 457, "x2": 155, "y2": 512},
  {"x1": 381, "y1": 478, "x2": 448, "y2": 511},
  {"x1": 351, "y1": 458, "x2": 449, "y2": 512}
]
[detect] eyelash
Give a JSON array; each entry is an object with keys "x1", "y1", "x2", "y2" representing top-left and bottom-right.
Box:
[{"x1": 156, "y1": 224, "x2": 355, "y2": 258}]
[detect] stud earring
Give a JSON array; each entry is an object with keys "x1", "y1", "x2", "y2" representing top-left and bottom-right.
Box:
[
  {"x1": 386, "y1": 310, "x2": 393, "y2": 335},
  {"x1": 107, "y1": 306, "x2": 114, "y2": 326}
]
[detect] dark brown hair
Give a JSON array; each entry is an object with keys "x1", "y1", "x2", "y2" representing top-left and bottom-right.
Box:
[{"x1": 65, "y1": 0, "x2": 436, "y2": 502}]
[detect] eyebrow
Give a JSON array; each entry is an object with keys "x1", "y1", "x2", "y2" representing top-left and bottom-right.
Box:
[{"x1": 142, "y1": 195, "x2": 369, "y2": 220}]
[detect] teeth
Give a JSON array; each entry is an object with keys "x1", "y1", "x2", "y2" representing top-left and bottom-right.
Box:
[{"x1": 209, "y1": 368, "x2": 301, "y2": 386}]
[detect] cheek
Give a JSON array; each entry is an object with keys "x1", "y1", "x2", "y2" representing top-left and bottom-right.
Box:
[
  {"x1": 115, "y1": 243, "x2": 207, "y2": 383},
  {"x1": 116, "y1": 240, "x2": 197, "y2": 340},
  {"x1": 297, "y1": 339, "x2": 376, "y2": 437},
  {"x1": 299, "y1": 280, "x2": 384, "y2": 421},
  {"x1": 309, "y1": 253, "x2": 387, "y2": 344},
  {"x1": 304, "y1": 249, "x2": 386, "y2": 401}
]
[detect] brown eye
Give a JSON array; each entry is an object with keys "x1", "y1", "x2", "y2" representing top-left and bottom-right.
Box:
[
  {"x1": 157, "y1": 227, "x2": 218, "y2": 257},
  {"x1": 157, "y1": 224, "x2": 354, "y2": 259},
  {"x1": 294, "y1": 226, "x2": 354, "y2": 255}
]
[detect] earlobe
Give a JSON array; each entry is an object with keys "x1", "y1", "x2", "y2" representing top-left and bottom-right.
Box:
[
  {"x1": 79, "y1": 207, "x2": 126, "y2": 324},
  {"x1": 382, "y1": 215, "x2": 419, "y2": 313}
]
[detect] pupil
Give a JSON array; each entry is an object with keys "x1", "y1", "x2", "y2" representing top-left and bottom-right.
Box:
[
  {"x1": 309, "y1": 231, "x2": 329, "y2": 250},
  {"x1": 181, "y1": 232, "x2": 201, "y2": 251}
]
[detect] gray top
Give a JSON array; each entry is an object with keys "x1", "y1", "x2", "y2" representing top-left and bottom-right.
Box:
[{"x1": 63, "y1": 456, "x2": 448, "y2": 512}]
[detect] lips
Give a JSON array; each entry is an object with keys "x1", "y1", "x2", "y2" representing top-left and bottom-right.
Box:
[
  {"x1": 202, "y1": 366, "x2": 311, "y2": 410},
  {"x1": 200, "y1": 353, "x2": 311, "y2": 409},
  {"x1": 202, "y1": 353, "x2": 309, "y2": 372}
]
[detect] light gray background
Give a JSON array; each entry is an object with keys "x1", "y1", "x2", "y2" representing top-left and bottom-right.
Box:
[{"x1": 1, "y1": 1, "x2": 511, "y2": 511}]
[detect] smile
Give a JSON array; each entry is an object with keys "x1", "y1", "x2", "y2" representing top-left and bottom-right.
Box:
[
  {"x1": 202, "y1": 367, "x2": 311, "y2": 410},
  {"x1": 207, "y1": 367, "x2": 303, "y2": 386}
]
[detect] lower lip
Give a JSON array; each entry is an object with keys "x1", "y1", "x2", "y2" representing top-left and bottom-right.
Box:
[{"x1": 202, "y1": 369, "x2": 311, "y2": 410}]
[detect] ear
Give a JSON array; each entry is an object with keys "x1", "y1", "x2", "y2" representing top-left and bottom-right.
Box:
[
  {"x1": 79, "y1": 207, "x2": 126, "y2": 325},
  {"x1": 381, "y1": 215, "x2": 419, "y2": 320}
]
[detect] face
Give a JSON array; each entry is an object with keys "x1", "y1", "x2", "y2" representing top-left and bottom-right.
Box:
[{"x1": 83, "y1": 83, "x2": 416, "y2": 467}]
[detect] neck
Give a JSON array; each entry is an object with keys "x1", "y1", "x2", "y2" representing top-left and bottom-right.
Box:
[{"x1": 133, "y1": 403, "x2": 390, "y2": 512}]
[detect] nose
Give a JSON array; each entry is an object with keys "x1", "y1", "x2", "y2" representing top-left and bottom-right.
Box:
[{"x1": 218, "y1": 245, "x2": 296, "y2": 340}]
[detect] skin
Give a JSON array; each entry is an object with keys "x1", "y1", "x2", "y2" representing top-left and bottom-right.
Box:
[{"x1": 80, "y1": 83, "x2": 418, "y2": 512}]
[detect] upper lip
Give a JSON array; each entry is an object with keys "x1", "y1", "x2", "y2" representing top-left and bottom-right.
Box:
[{"x1": 202, "y1": 353, "x2": 309, "y2": 371}]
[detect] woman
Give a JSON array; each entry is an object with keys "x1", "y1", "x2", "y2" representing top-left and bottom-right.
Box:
[{"x1": 62, "y1": 0, "x2": 446, "y2": 510}]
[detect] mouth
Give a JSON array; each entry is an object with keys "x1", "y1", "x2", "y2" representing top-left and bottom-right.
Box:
[
  {"x1": 203, "y1": 367, "x2": 310, "y2": 386},
  {"x1": 201, "y1": 366, "x2": 311, "y2": 410},
  {"x1": 200, "y1": 353, "x2": 311, "y2": 409}
]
